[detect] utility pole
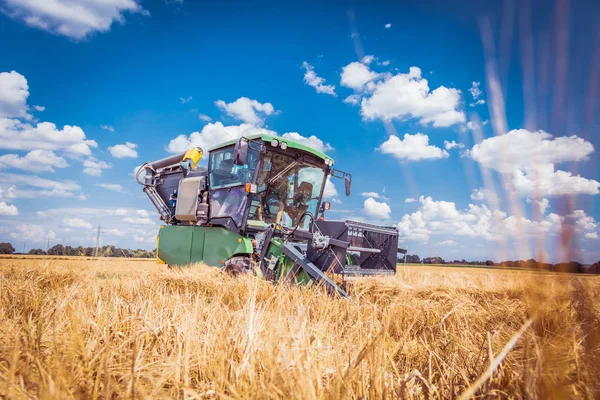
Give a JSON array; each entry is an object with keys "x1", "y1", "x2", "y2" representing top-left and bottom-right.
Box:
[
  {"x1": 94, "y1": 225, "x2": 104, "y2": 257},
  {"x1": 22, "y1": 241, "x2": 27, "y2": 254},
  {"x1": 47, "y1": 237, "x2": 51, "y2": 252}
]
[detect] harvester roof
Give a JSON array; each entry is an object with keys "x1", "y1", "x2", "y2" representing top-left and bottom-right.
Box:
[{"x1": 209, "y1": 134, "x2": 334, "y2": 165}]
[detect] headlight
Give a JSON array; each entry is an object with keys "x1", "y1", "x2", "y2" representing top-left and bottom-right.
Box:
[
  {"x1": 271, "y1": 139, "x2": 279, "y2": 147},
  {"x1": 280, "y1": 141, "x2": 288, "y2": 150}
]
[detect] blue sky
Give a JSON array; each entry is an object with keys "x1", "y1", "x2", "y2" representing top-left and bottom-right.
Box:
[{"x1": 0, "y1": 0, "x2": 599, "y2": 263}]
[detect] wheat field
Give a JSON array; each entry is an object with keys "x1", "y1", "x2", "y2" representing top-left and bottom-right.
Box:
[{"x1": 0, "y1": 257, "x2": 599, "y2": 399}]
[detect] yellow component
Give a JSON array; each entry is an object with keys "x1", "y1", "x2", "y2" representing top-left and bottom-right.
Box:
[
  {"x1": 182, "y1": 147, "x2": 203, "y2": 168},
  {"x1": 238, "y1": 238, "x2": 243, "y2": 243},
  {"x1": 156, "y1": 235, "x2": 165, "y2": 264}
]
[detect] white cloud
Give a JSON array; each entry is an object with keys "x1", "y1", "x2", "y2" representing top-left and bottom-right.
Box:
[
  {"x1": 166, "y1": 122, "x2": 332, "y2": 157},
  {"x1": 343, "y1": 94, "x2": 361, "y2": 105},
  {"x1": 361, "y1": 191, "x2": 380, "y2": 198},
  {"x1": 385, "y1": 23, "x2": 392, "y2": 28},
  {"x1": 0, "y1": 117, "x2": 98, "y2": 156},
  {"x1": 0, "y1": 185, "x2": 17, "y2": 201},
  {"x1": 364, "y1": 197, "x2": 391, "y2": 219},
  {"x1": 340, "y1": 61, "x2": 380, "y2": 90},
  {"x1": 0, "y1": 202, "x2": 18, "y2": 216},
  {"x1": 0, "y1": 172, "x2": 81, "y2": 198},
  {"x1": 2, "y1": 0, "x2": 147, "y2": 40},
  {"x1": 405, "y1": 197, "x2": 416, "y2": 203},
  {"x1": 123, "y1": 216, "x2": 155, "y2": 225},
  {"x1": 444, "y1": 140, "x2": 465, "y2": 150},
  {"x1": 439, "y1": 239, "x2": 457, "y2": 246},
  {"x1": 101, "y1": 124, "x2": 114, "y2": 132},
  {"x1": 10, "y1": 224, "x2": 56, "y2": 243},
  {"x1": 63, "y1": 218, "x2": 93, "y2": 230},
  {"x1": 469, "y1": 188, "x2": 498, "y2": 204},
  {"x1": 215, "y1": 97, "x2": 275, "y2": 126},
  {"x1": 470, "y1": 189, "x2": 485, "y2": 201},
  {"x1": 397, "y1": 195, "x2": 600, "y2": 245},
  {"x1": 199, "y1": 114, "x2": 211, "y2": 122},
  {"x1": 167, "y1": 122, "x2": 276, "y2": 153},
  {"x1": 361, "y1": 55, "x2": 375, "y2": 65},
  {"x1": 0, "y1": 150, "x2": 69, "y2": 172},
  {"x1": 83, "y1": 158, "x2": 111, "y2": 176},
  {"x1": 468, "y1": 81, "x2": 485, "y2": 107},
  {"x1": 533, "y1": 198, "x2": 550, "y2": 215},
  {"x1": 281, "y1": 132, "x2": 333, "y2": 154},
  {"x1": 0, "y1": 71, "x2": 30, "y2": 120},
  {"x1": 180, "y1": 96, "x2": 192, "y2": 104},
  {"x1": 323, "y1": 177, "x2": 338, "y2": 199},
  {"x1": 469, "y1": 129, "x2": 599, "y2": 196},
  {"x1": 33, "y1": 105, "x2": 45, "y2": 111},
  {"x1": 342, "y1": 63, "x2": 465, "y2": 127},
  {"x1": 108, "y1": 142, "x2": 138, "y2": 158},
  {"x1": 96, "y1": 183, "x2": 125, "y2": 193},
  {"x1": 380, "y1": 60, "x2": 390, "y2": 66},
  {"x1": 301, "y1": 62, "x2": 336, "y2": 96},
  {"x1": 379, "y1": 133, "x2": 449, "y2": 162}
]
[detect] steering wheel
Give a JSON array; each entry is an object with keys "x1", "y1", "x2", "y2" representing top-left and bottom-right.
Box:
[{"x1": 263, "y1": 193, "x2": 282, "y2": 216}]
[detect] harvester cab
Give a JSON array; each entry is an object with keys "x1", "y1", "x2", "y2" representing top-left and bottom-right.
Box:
[{"x1": 136, "y1": 134, "x2": 403, "y2": 297}]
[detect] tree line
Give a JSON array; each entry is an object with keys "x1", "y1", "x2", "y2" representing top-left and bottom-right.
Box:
[
  {"x1": 399, "y1": 254, "x2": 600, "y2": 274},
  {"x1": 0, "y1": 242, "x2": 154, "y2": 258}
]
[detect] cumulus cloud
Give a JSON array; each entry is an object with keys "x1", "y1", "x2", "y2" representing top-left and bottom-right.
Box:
[
  {"x1": 341, "y1": 63, "x2": 466, "y2": 127},
  {"x1": 364, "y1": 197, "x2": 391, "y2": 219},
  {"x1": 0, "y1": 150, "x2": 69, "y2": 172},
  {"x1": 281, "y1": 132, "x2": 333, "y2": 154},
  {"x1": 0, "y1": 185, "x2": 17, "y2": 201},
  {"x1": 323, "y1": 177, "x2": 339, "y2": 199},
  {"x1": 379, "y1": 133, "x2": 449, "y2": 162},
  {"x1": 439, "y1": 239, "x2": 457, "y2": 246},
  {"x1": 2, "y1": 0, "x2": 147, "y2": 40},
  {"x1": 199, "y1": 114, "x2": 211, "y2": 122},
  {"x1": 385, "y1": 23, "x2": 392, "y2": 28},
  {"x1": 108, "y1": 142, "x2": 138, "y2": 158},
  {"x1": 215, "y1": 97, "x2": 275, "y2": 126},
  {"x1": 405, "y1": 197, "x2": 416, "y2": 203},
  {"x1": 83, "y1": 158, "x2": 111, "y2": 176},
  {"x1": 96, "y1": 183, "x2": 125, "y2": 193},
  {"x1": 34, "y1": 105, "x2": 45, "y2": 111},
  {"x1": 397, "y1": 195, "x2": 599, "y2": 244},
  {"x1": 63, "y1": 218, "x2": 93, "y2": 230},
  {"x1": 166, "y1": 122, "x2": 331, "y2": 156},
  {"x1": 468, "y1": 81, "x2": 485, "y2": 107},
  {"x1": 340, "y1": 61, "x2": 380, "y2": 90},
  {"x1": 361, "y1": 191, "x2": 380, "y2": 198},
  {"x1": 166, "y1": 122, "x2": 276, "y2": 153},
  {"x1": 0, "y1": 202, "x2": 18, "y2": 216},
  {"x1": 469, "y1": 129, "x2": 599, "y2": 196},
  {"x1": 0, "y1": 117, "x2": 98, "y2": 156},
  {"x1": 101, "y1": 124, "x2": 114, "y2": 132},
  {"x1": 301, "y1": 62, "x2": 336, "y2": 96},
  {"x1": 11, "y1": 224, "x2": 56, "y2": 243},
  {"x1": 0, "y1": 172, "x2": 81, "y2": 198},
  {"x1": 0, "y1": 70, "x2": 31, "y2": 120},
  {"x1": 444, "y1": 140, "x2": 465, "y2": 150}
]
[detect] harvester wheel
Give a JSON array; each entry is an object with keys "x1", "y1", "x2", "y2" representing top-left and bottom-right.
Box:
[{"x1": 223, "y1": 256, "x2": 254, "y2": 276}]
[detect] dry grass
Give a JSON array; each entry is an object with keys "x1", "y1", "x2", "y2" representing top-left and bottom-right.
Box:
[{"x1": 1, "y1": 257, "x2": 599, "y2": 399}]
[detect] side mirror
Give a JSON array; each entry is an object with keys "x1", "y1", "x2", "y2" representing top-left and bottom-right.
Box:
[
  {"x1": 344, "y1": 175, "x2": 351, "y2": 196},
  {"x1": 233, "y1": 139, "x2": 249, "y2": 166}
]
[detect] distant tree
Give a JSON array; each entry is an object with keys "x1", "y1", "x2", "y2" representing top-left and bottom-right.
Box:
[
  {"x1": 0, "y1": 242, "x2": 15, "y2": 254},
  {"x1": 405, "y1": 254, "x2": 420, "y2": 263},
  {"x1": 423, "y1": 256, "x2": 446, "y2": 264},
  {"x1": 28, "y1": 249, "x2": 46, "y2": 255},
  {"x1": 47, "y1": 244, "x2": 65, "y2": 256}
]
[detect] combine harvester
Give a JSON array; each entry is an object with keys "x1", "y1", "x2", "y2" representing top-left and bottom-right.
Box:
[{"x1": 136, "y1": 134, "x2": 405, "y2": 297}]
